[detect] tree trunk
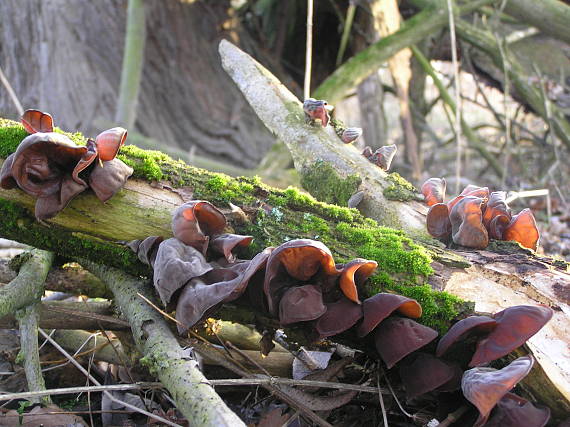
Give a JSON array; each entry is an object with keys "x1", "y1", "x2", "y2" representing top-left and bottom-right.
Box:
[{"x1": 0, "y1": 0, "x2": 274, "y2": 168}]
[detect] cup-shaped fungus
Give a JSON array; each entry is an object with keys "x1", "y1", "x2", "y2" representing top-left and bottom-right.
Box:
[
  {"x1": 21, "y1": 109, "x2": 53, "y2": 133},
  {"x1": 449, "y1": 196, "x2": 489, "y2": 249},
  {"x1": 176, "y1": 248, "x2": 271, "y2": 333},
  {"x1": 338, "y1": 259, "x2": 378, "y2": 304},
  {"x1": 356, "y1": 293, "x2": 422, "y2": 337},
  {"x1": 460, "y1": 185, "x2": 489, "y2": 199},
  {"x1": 126, "y1": 235, "x2": 164, "y2": 267},
  {"x1": 503, "y1": 208, "x2": 540, "y2": 250},
  {"x1": 303, "y1": 98, "x2": 331, "y2": 127},
  {"x1": 279, "y1": 284, "x2": 327, "y2": 326},
  {"x1": 484, "y1": 392, "x2": 550, "y2": 427},
  {"x1": 172, "y1": 201, "x2": 227, "y2": 254},
  {"x1": 436, "y1": 315, "x2": 497, "y2": 357},
  {"x1": 371, "y1": 145, "x2": 398, "y2": 171},
  {"x1": 421, "y1": 178, "x2": 446, "y2": 206},
  {"x1": 469, "y1": 305, "x2": 553, "y2": 367},
  {"x1": 263, "y1": 239, "x2": 340, "y2": 316},
  {"x1": 461, "y1": 355, "x2": 535, "y2": 427},
  {"x1": 210, "y1": 233, "x2": 254, "y2": 263},
  {"x1": 341, "y1": 127, "x2": 362, "y2": 144},
  {"x1": 426, "y1": 203, "x2": 452, "y2": 241},
  {"x1": 482, "y1": 191, "x2": 510, "y2": 229},
  {"x1": 373, "y1": 317, "x2": 438, "y2": 368},
  {"x1": 88, "y1": 159, "x2": 133, "y2": 203},
  {"x1": 399, "y1": 353, "x2": 458, "y2": 400},
  {"x1": 95, "y1": 127, "x2": 128, "y2": 161},
  {"x1": 314, "y1": 296, "x2": 363, "y2": 339}
]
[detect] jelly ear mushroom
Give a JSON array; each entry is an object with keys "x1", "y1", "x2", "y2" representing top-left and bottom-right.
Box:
[
  {"x1": 314, "y1": 296, "x2": 363, "y2": 339},
  {"x1": 460, "y1": 185, "x2": 490, "y2": 199},
  {"x1": 371, "y1": 145, "x2": 398, "y2": 171},
  {"x1": 399, "y1": 353, "x2": 457, "y2": 400},
  {"x1": 303, "y1": 98, "x2": 331, "y2": 127},
  {"x1": 357, "y1": 293, "x2": 422, "y2": 337},
  {"x1": 88, "y1": 158, "x2": 133, "y2": 203},
  {"x1": 209, "y1": 233, "x2": 253, "y2": 263},
  {"x1": 484, "y1": 393, "x2": 550, "y2": 427},
  {"x1": 263, "y1": 239, "x2": 340, "y2": 315},
  {"x1": 450, "y1": 196, "x2": 489, "y2": 249},
  {"x1": 172, "y1": 201, "x2": 227, "y2": 254},
  {"x1": 503, "y1": 208, "x2": 540, "y2": 250},
  {"x1": 341, "y1": 127, "x2": 362, "y2": 144},
  {"x1": 436, "y1": 315, "x2": 497, "y2": 357},
  {"x1": 461, "y1": 355, "x2": 535, "y2": 427},
  {"x1": 482, "y1": 191, "x2": 510, "y2": 229},
  {"x1": 279, "y1": 285, "x2": 326, "y2": 326},
  {"x1": 373, "y1": 317, "x2": 438, "y2": 368},
  {"x1": 95, "y1": 127, "x2": 128, "y2": 161},
  {"x1": 21, "y1": 109, "x2": 54, "y2": 133},
  {"x1": 469, "y1": 305, "x2": 553, "y2": 367},
  {"x1": 426, "y1": 203, "x2": 451, "y2": 241},
  {"x1": 339, "y1": 259, "x2": 377, "y2": 304},
  {"x1": 421, "y1": 177, "x2": 446, "y2": 206}
]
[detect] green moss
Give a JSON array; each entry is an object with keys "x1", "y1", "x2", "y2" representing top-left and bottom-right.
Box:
[
  {"x1": 329, "y1": 118, "x2": 346, "y2": 139},
  {"x1": 383, "y1": 172, "x2": 423, "y2": 202},
  {"x1": 300, "y1": 160, "x2": 361, "y2": 207},
  {"x1": 117, "y1": 144, "x2": 167, "y2": 181}
]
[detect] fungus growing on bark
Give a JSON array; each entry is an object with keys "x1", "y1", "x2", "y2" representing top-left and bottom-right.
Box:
[
  {"x1": 484, "y1": 393, "x2": 550, "y2": 427},
  {"x1": 426, "y1": 203, "x2": 452, "y2": 241},
  {"x1": 399, "y1": 353, "x2": 458, "y2": 399},
  {"x1": 469, "y1": 305, "x2": 553, "y2": 367},
  {"x1": 0, "y1": 109, "x2": 132, "y2": 219},
  {"x1": 503, "y1": 208, "x2": 540, "y2": 250},
  {"x1": 171, "y1": 200, "x2": 227, "y2": 254},
  {"x1": 482, "y1": 191, "x2": 510, "y2": 229},
  {"x1": 279, "y1": 284, "x2": 326, "y2": 326},
  {"x1": 373, "y1": 317, "x2": 438, "y2": 368},
  {"x1": 362, "y1": 145, "x2": 398, "y2": 171},
  {"x1": 449, "y1": 196, "x2": 489, "y2": 249},
  {"x1": 210, "y1": 233, "x2": 254, "y2": 263},
  {"x1": 436, "y1": 315, "x2": 497, "y2": 358},
  {"x1": 341, "y1": 127, "x2": 362, "y2": 144},
  {"x1": 314, "y1": 296, "x2": 363, "y2": 339},
  {"x1": 338, "y1": 258, "x2": 377, "y2": 304},
  {"x1": 303, "y1": 98, "x2": 331, "y2": 127},
  {"x1": 356, "y1": 293, "x2": 422, "y2": 337},
  {"x1": 95, "y1": 127, "x2": 128, "y2": 161},
  {"x1": 460, "y1": 185, "x2": 489, "y2": 199},
  {"x1": 462, "y1": 355, "x2": 535, "y2": 427},
  {"x1": 126, "y1": 235, "x2": 164, "y2": 266},
  {"x1": 421, "y1": 177, "x2": 446, "y2": 206}
]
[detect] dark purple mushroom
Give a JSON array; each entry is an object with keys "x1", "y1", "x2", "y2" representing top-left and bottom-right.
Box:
[
  {"x1": 462, "y1": 355, "x2": 534, "y2": 427},
  {"x1": 88, "y1": 158, "x2": 133, "y2": 203},
  {"x1": 357, "y1": 293, "x2": 422, "y2": 337},
  {"x1": 210, "y1": 233, "x2": 254, "y2": 263},
  {"x1": 484, "y1": 392, "x2": 550, "y2": 427},
  {"x1": 279, "y1": 284, "x2": 326, "y2": 326},
  {"x1": 436, "y1": 315, "x2": 497, "y2": 357},
  {"x1": 314, "y1": 296, "x2": 363, "y2": 339},
  {"x1": 171, "y1": 201, "x2": 227, "y2": 254},
  {"x1": 126, "y1": 235, "x2": 164, "y2": 267},
  {"x1": 399, "y1": 353, "x2": 457, "y2": 400},
  {"x1": 373, "y1": 317, "x2": 438, "y2": 368},
  {"x1": 469, "y1": 305, "x2": 553, "y2": 367}
]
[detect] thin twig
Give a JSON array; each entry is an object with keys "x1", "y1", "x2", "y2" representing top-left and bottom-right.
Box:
[
  {"x1": 37, "y1": 328, "x2": 182, "y2": 427},
  {"x1": 377, "y1": 371, "x2": 389, "y2": 427},
  {"x1": 437, "y1": 404, "x2": 470, "y2": 427},
  {"x1": 0, "y1": 64, "x2": 24, "y2": 116},
  {"x1": 336, "y1": 1, "x2": 356, "y2": 67},
  {"x1": 304, "y1": 0, "x2": 314, "y2": 99}
]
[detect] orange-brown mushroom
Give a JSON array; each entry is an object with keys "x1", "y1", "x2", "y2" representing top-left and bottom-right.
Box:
[
  {"x1": 460, "y1": 185, "x2": 489, "y2": 199},
  {"x1": 357, "y1": 293, "x2": 422, "y2": 337},
  {"x1": 421, "y1": 177, "x2": 446, "y2": 206},
  {"x1": 338, "y1": 258, "x2": 377, "y2": 304},
  {"x1": 449, "y1": 196, "x2": 489, "y2": 249},
  {"x1": 426, "y1": 203, "x2": 452, "y2": 241},
  {"x1": 482, "y1": 191, "x2": 510, "y2": 230},
  {"x1": 462, "y1": 355, "x2": 535, "y2": 427},
  {"x1": 469, "y1": 305, "x2": 553, "y2": 367},
  {"x1": 503, "y1": 208, "x2": 540, "y2": 250},
  {"x1": 171, "y1": 201, "x2": 227, "y2": 254},
  {"x1": 94, "y1": 127, "x2": 128, "y2": 161},
  {"x1": 21, "y1": 109, "x2": 54, "y2": 134}
]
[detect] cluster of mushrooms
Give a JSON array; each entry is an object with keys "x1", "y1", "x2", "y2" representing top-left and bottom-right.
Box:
[
  {"x1": 0, "y1": 109, "x2": 133, "y2": 220},
  {"x1": 422, "y1": 178, "x2": 540, "y2": 250},
  {"x1": 128, "y1": 199, "x2": 553, "y2": 426},
  {"x1": 303, "y1": 98, "x2": 398, "y2": 171}
]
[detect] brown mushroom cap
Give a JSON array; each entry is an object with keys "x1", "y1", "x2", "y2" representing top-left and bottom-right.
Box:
[
  {"x1": 489, "y1": 214, "x2": 511, "y2": 240},
  {"x1": 373, "y1": 317, "x2": 438, "y2": 368},
  {"x1": 303, "y1": 98, "x2": 330, "y2": 127},
  {"x1": 209, "y1": 233, "x2": 253, "y2": 263},
  {"x1": 95, "y1": 127, "x2": 127, "y2": 161},
  {"x1": 357, "y1": 293, "x2": 422, "y2": 337},
  {"x1": 469, "y1": 305, "x2": 553, "y2": 367},
  {"x1": 88, "y1": 158, "x2": 133, "y2": 203},
  {"x1": 341, "y1": 127, "x2": 363, "y2": 144},
  {"x1": 72, "y1": 139, "x2": 98, "y2": 186},
  {"x1": 482, "y1": 191, "x2": 510, "y2": 229},
  {"x1": 314, "y1": 296, "x2": 363, "y2": 339},
  {"x1": 21, "y1": 109, "x2": 54, "y2": 134},
  {"x1": 171, "y1": 201, "x2": 227, "y2": 254},
  {"x1": 503, "y1": 208, "x2": 540, "y2": 250},
  {"x1": 399, "y1": 353, "x2": 457, "y2": 399},
  {"x1": 484, "y1": 392, "x2": 550, "y2": 427},
  {"x1": 34, "y1": 175, "x2": 88, "y2": 220},
  {"x1": 436, "y1": 315, "x2": 497, "y2": 357},
  {"x1": 338, "y1": 258, "x2": 377, "y2": 304},
  {"x1": 371, "y1": 145, "x2": 397, "y2": 171},
  {"x1": 460, "y1": 185, "x2": 489, "y2": 199},
  {"x1": 462, "y1": 355, "x2": 535, "y2": 427},
  {"x1": 450, "y1": 196, "x2": 489, "y2": 249},
  {"x1": 126, "y1": 235, "x2": 164, "y2": 267},
  {"x1": 263, "y1": 239, "x2": 340, "y2": 315},
  {"x1": 279, "y1": 284, "x2": 327, "y2": 325},
  {"x1": 421, "y1": 178, "x2": 447, "y2": 207},
  {"x1": 175, "y1": 248, "x2": 270, "y2": 332},
  {"x1": 426, "y1": 203, "x2": 452, "y2": 241}
]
